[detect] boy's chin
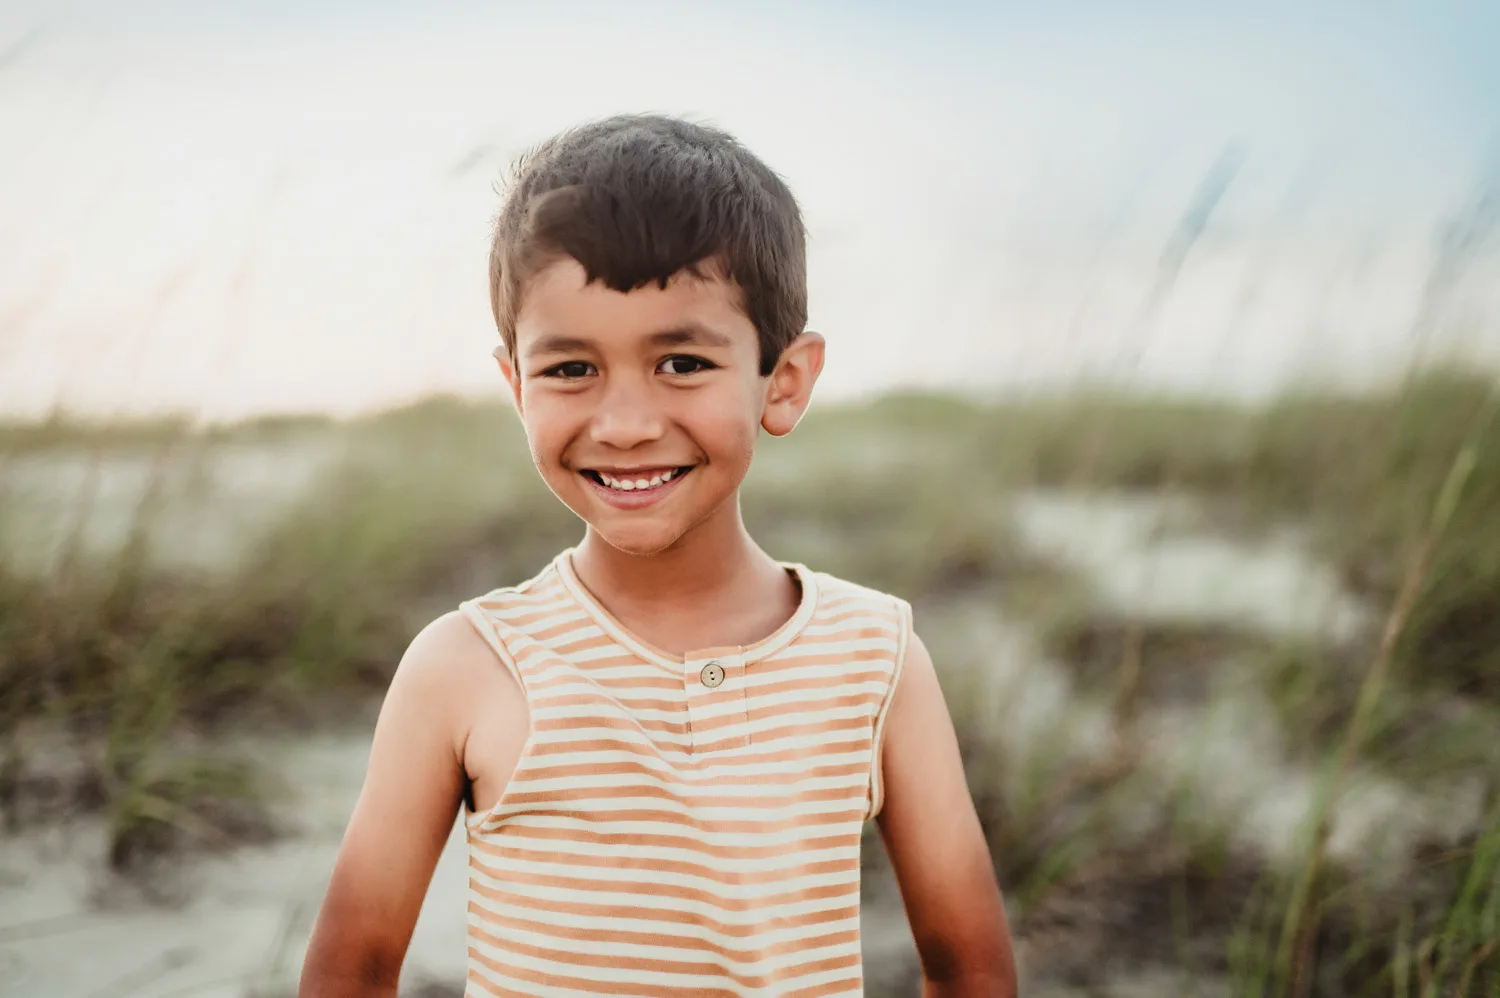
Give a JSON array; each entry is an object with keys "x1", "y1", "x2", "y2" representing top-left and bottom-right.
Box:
[{"x1": 588, "y1": 522, "x2": 689, "y2": 558}]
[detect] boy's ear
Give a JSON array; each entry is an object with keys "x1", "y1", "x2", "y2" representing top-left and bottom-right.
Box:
[
  {"x1": 761, "y1": 331, "x2": 825, "y2": 437},
  {"x1": 493, "y1": 343, "x2": 524, "y2": 415}
]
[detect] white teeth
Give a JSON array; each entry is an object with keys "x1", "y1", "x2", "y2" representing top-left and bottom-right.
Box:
[{"x1": 595, "y1": 468, "x2": 681, "y2": 492}]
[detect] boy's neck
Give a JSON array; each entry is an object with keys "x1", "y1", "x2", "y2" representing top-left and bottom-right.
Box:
[
  {"x1": 569, "y1": 501, "x2": 795, "y2": 653},
  {"x1": 572, "y1": 502, "x2": 774, "y2": 606}
]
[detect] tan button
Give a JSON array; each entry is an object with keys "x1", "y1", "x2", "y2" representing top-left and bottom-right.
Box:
[{"x1": 699, "y1": 661, "x2": 725, "y2": 688}]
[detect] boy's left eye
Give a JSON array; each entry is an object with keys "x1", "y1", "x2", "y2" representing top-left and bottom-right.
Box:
[{"x1": 657, "y1": 355, "x2": 715, "y2": 376}]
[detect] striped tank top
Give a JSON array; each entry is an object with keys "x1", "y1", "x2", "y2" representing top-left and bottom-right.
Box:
[{"x1": 457, "y1": 549, "x2": 911, "y2": 997}]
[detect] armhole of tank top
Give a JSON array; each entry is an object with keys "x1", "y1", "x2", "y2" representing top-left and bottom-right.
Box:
[
  {"x1": 867, "y1": 595, "x2": 912, "y2": 820},
  {"x1": 458, "y1": 599, "x2": 528, "y2": 696}
]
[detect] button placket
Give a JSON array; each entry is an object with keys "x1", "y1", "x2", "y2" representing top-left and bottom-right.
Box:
[{"x1": 684, "y1": 652, "x2": 749, "y2": 754}]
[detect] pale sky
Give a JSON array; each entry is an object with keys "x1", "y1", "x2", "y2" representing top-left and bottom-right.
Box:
[{"x1": 0, "y1": 0, "x2": 1497, "y2": 420}]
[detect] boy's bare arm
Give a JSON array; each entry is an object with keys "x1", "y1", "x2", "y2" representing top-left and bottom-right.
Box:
[
  {"x1": 876, "y1": 632, "x2": 1018, "y2": 997},
  {"x1": 299, "y1": 612, "x2": 484, "y2": 997}
]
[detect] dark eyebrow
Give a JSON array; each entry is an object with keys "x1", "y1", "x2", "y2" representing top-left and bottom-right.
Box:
[
  {"x1": 524, "y1": 323, "x2": 734, "y2": 359},
  {"x1": 525, "y1": 334, "x2": 592, "y2": 359},
  {"x1": 647, "y1": 324, "x2": 735, "y2": 350}
]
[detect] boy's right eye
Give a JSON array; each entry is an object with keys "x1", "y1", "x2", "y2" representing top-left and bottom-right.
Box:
[{"x1": 541, "y1": 361, "x2": 595, "y2": 379}]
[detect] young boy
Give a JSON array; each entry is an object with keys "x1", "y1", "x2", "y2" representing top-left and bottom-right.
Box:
[{"x1": 300, "y1": 114, "x2": 1016, "y2": 997}]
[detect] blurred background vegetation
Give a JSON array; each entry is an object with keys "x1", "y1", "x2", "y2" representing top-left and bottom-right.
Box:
[{"x1": 2, "y1": 368, "x2": 1497, "y2": 996}]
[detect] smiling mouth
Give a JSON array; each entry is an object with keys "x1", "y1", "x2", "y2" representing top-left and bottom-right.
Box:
[{"x1": 580, "y1": 466, "x2": 695, "y2": 493}]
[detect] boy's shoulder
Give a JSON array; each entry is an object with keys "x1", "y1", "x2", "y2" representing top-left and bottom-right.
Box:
[
  {"x1": 798, "y1": 562, "x2": 911, "y2": 612},
  {"x1": 379, "y1": 605, "x2": 517, "y2": 734},
  {"x1": 789, "y1": 563, "x2": 914, "y2": 647},
  {"x1": 457, "y1": 553, "x2": 566, "y2": 612},
  {"x1": 394, "y1": 555, "x2": 562, "y2": 698},
  {"x1": 385, "y1": 560, "x2": 564, "y2": 725}
]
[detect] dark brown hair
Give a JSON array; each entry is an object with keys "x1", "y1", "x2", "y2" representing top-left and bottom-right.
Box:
[{"x1": 489, "y1": 114, "x2": 807, "y2": 376}]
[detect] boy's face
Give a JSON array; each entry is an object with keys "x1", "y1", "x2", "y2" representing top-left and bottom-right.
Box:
[{"x1": 499, "y1": 257, "x2": 823, "y2": 556}]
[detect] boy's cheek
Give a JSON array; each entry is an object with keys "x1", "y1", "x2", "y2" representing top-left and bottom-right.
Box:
[
  {"x1": 691, "y1": 390, "x2": 761, "y2": 447},
  {"x1": 518, "y1": 400, "x2": 575, "y2": 452}
]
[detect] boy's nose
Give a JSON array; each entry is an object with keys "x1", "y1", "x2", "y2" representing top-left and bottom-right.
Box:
[{"x1": 588, "y1": 383, "x2": 666, "y2": 450}]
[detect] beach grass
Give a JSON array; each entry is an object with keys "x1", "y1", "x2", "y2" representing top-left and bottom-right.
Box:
[{"x1": 2, "y1": 370, "x2": 1497, "y2": 993}]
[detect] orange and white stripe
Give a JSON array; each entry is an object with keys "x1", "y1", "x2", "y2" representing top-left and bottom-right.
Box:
[{"x1": 458, "y1": 550, "x2": 910, "y2": 997}]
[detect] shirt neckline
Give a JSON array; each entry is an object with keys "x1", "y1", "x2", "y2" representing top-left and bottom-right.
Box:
[{"x1": 553, "y1": 547, "x2": 820, "y2": 668}]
